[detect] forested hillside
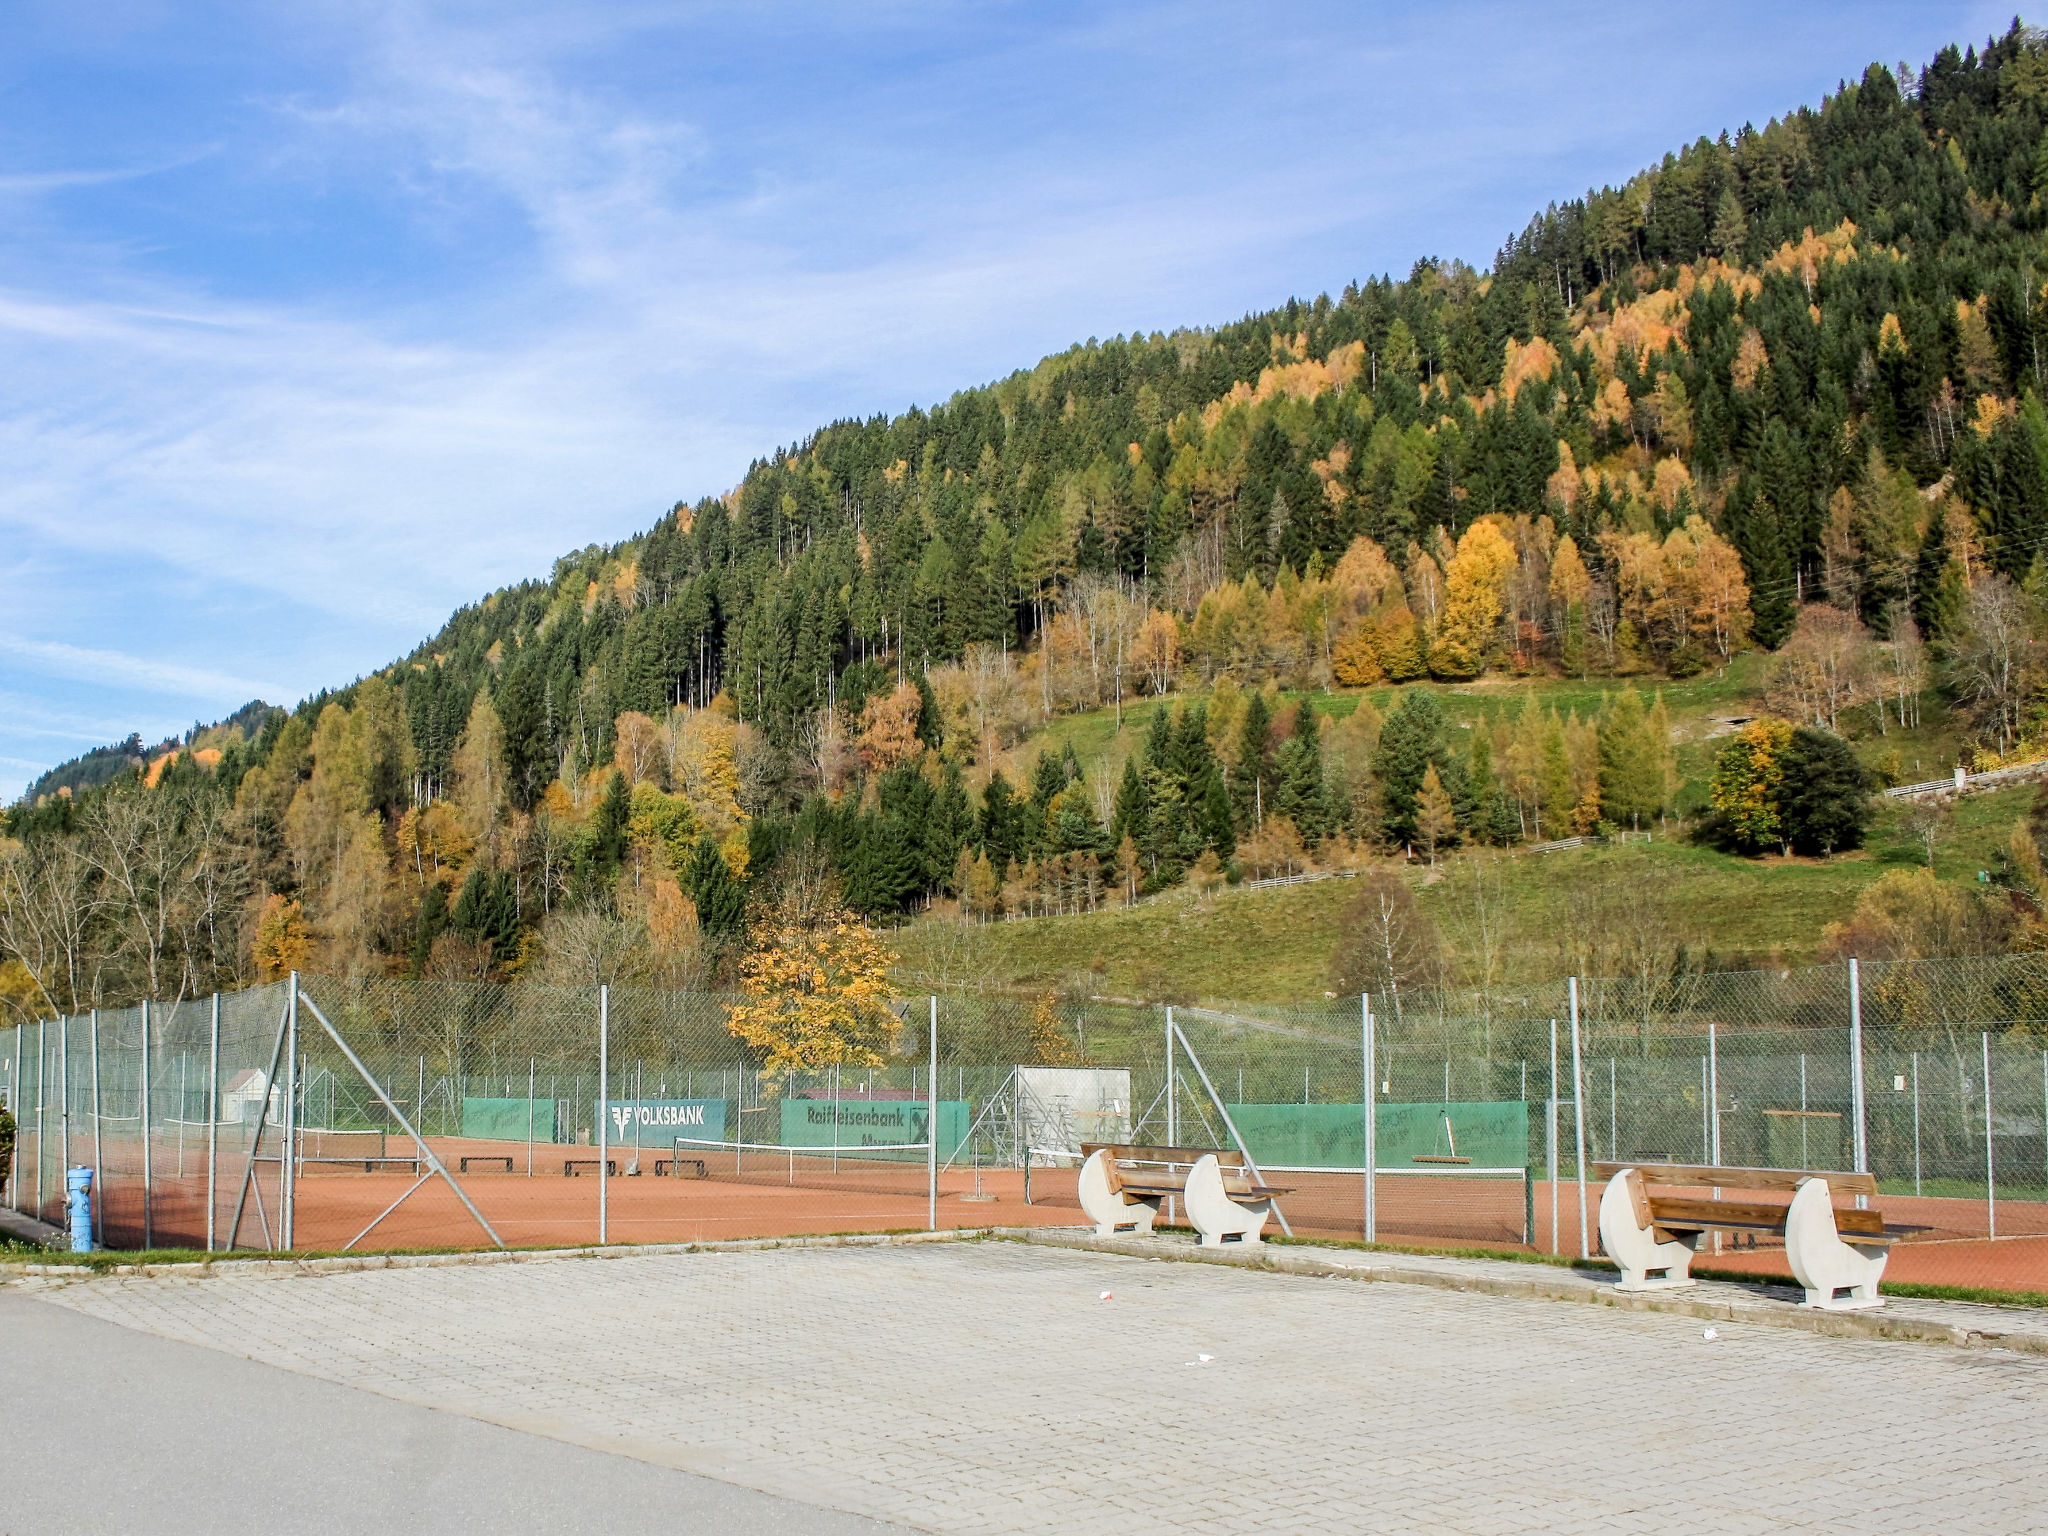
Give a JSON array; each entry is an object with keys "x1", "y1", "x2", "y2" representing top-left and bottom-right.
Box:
[{"x1": 12, "y1": 27, "x2": 2048, "y2": 1016}]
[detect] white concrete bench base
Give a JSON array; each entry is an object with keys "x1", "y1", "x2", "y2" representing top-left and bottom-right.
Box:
[
  {"x1": 1597, "y1": 1169, "x2": 1699, "y2": 1291},
  {"x1": 1785, "y1": 1176, "x2": 1887, "y2": 1311},
  {"x1": 1184, "y1": 1153, "x2": 1271, "y2": 1248},
  {"x1": 1078, "y1": 1149, "x2": 1162, "y2": 1239}
]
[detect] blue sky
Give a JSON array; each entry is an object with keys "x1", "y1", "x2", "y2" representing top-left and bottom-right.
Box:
[{"x1": 0, "y1": 0, "x2": 2016, "y2": 800}]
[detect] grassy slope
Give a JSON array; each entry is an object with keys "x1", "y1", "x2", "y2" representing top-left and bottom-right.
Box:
[{"x1": 899, "y1": 673, "x2": 2019, "y2": 1005}]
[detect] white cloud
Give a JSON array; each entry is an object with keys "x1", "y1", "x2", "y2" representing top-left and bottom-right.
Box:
[{"x1": 0, "y1": 636, "x2": 288, "y2": 709}]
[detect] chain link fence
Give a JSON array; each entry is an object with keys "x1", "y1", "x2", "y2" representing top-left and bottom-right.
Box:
[{"x1": 4, "y1": 954, "x2": 2047, "y2": 1294}]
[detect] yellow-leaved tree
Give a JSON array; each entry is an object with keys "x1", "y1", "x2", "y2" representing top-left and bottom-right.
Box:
[
  {"x1": 725, "y1": 902, "x2": 901, "y2": 1076},
  {"x1": 1429, "y1": 518, "x2": 1516, "y2": 679}
]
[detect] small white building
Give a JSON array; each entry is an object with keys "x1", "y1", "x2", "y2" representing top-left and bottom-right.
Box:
[{"x1": 221, "y1": 1067, "x2": 279, "y2": 1126}]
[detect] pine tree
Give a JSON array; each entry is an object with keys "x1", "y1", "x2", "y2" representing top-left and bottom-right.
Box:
[
  {"x1": 1231, "y1": 691, "x2": 1275, "y2": 830},
  {"x1": 978, "y1": 770, "x2": 1024, "y2": 875},
  {"x1": 1739, "y1": 492, "x2": 1796, "y2": 649},
  {"x1": 1373, "y1": 689, "x2": 1452, "y2": 846},
  {"x1": 1109, "y1": 757, "x2": 1149, "y2": 849},
  {"x1": 686, "y1": 835, "x2": 747, "y2": 939},
  {"x1": 1274, "y1": 701, "x2": 1331, "y2": 844}
]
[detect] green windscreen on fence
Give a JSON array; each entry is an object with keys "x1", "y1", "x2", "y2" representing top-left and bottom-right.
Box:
[
  {"x1": 460, "y1": 1097, "x2": 557, "y2": 1142},
  {"x1": 1227, "y1": 1101, "x2": 1529, "y2": 1170}
]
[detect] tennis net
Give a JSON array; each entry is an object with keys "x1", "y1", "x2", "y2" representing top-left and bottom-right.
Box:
[{"x1": 672, "y1": 1137, "x2": 933, "y2": 1201}]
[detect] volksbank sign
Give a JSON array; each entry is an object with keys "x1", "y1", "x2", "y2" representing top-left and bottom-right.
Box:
[{"x1": 598, "y1": 1099, "x2": 728, "y2": 1147}]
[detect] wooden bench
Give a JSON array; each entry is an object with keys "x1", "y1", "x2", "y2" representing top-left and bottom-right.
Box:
[
  {"x1": 563, "y1": 1158, "x2": 618, "y2": 1177},
  {"x1": 1078, "y1": 1144, "x2": 1293, "y2": 1246},
  {"x1": 1593, "y1": 1162, "x2": 1923, "y2": 1310},
  {"x1": 459, "y1": 1155, "x2": 515, "y2": 1174},
  {"x1": 654, "y1": 1156, "x2": 708, "y2": 1179}
]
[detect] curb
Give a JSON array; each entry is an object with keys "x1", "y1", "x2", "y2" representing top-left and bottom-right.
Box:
[
  {"x1": 1, "y1": 1227, "x2": 991, "y2": 1285},
  {"x1": 1013, "y1": 1228, "x2": 2048, "y2": 1358}
]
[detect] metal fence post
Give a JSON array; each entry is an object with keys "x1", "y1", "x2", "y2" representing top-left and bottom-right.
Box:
[
  {"x1": 206, "y1": 994, "x2": 220, "y2": 1252},
  {"x1": 59, "y1": 1012, "x2": 70, "y2": 1195},
  {"x1": 142, "y1": 999, "x2": 156, "y2": 1249},
  {"x1": 9, "y1": 1028, "x2": 20, "y2": 1220},
  {"x1": 281, "y1": 980, "x2": 296, "y2": 1252},
  {"x1": 1361, "y1": 994, "x2": 1375, "y2": 1244},
  {"x1": 35, "y1": 1019, "x2": 46, "y2": 1218},
  {"x1": 927, "y1": 995, "x2": 937, "y2": 1233},
  {"x1": 89, "y1": 1012, "x2": 102, "y2": 1247},
  {"x1": 1849, "y1": 958, "x2": 1868, "y2": 1204},
  {"x1": 1569, "y1": 978, "x2": 1588, "y2": 1260},
  {"x1": 1547, "y1": 1018, "x2": 1558, "y2": 1256},
  {"x1": 1707, "y1": 1020, "x2": 1720, "y2": 1167},
  {"x1": 598, "y1": 984, "x2": 609, "y2": 1246},
  {"x1": 1911, "y1": 1051, "x2": 1921, "y2": 1197},
  {"x1": 527, "y1": 1056, "x2": 536, "y2": 1178},
  {"x1": 1983, "y1": 1031, "x2": 1996, "y2": 1242},
  {"x1": 1164, "y1": 1005, "x2": 1176, "y2": 1226}
]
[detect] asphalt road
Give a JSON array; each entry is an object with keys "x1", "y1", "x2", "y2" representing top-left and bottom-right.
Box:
[{"x1": 0, "y1": 1291, "x2": 901, "y2": 1535}]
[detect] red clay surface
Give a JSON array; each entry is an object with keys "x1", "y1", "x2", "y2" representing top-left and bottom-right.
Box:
[{"x1": 29, "y1": 1136, "x2": 2048, "y2": 1295}]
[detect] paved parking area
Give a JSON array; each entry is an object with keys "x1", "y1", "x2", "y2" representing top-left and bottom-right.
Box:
[{"x1": 23, "y1": 1240, "x2": 2048, "y2": 1533}]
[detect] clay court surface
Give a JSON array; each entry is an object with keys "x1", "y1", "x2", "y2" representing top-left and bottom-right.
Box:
[
  {"x1": 17, "y1": 1239, "x2": 2048, "y2": 1533},
  {"x1": 74, "y1": 1135, "x2": 2048, "y2": 1294}
]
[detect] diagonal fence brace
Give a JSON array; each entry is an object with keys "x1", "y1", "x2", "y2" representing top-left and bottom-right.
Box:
[
  {"x1": 297, "y1": 991, "x2": 504, "y2": 1250},
  {"x1": 1171, "y1": 1019, "x2": 1293, "y2": 1238}
]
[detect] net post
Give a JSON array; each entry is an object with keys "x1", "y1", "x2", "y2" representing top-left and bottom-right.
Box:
[
  {"x1": 927, "y1": 995, "x2": 937, "y2": 1232},
  {"x1": 89, "y1": 1011, "x2": 102, "y2": 1247},
  {"x1": 599, "y1": 985, "x2": 610, "y2": 1246},
  {"x1": 1570, "y1": 977, "x2": 1588, "y2": 1261},
  {"x1": 206, "y1": 994, "x2": 220, "y2": 1252},
  {"x1": 1361, "y1": 994, "x2": 1375, "y2": 1245}
]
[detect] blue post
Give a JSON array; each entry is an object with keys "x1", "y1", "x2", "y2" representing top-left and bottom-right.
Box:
[{"x1": 66, "y1": 1166, "x2": 94, "y2": 1252}]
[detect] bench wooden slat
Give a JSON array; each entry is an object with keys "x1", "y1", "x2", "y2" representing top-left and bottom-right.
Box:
[
  {"x1": 1592, "y1": 1161, "x2": 1878, "y2": 1196},
  {"x1": 1644, "y1": 1197, "x2": 1896, "y2": 1242}
]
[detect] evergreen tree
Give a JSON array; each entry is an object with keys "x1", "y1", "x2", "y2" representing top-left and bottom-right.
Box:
[
  {"x1": 410, "y1": 881, "x2": 448, "y2": 976},
  {"x1": 1374, "y1": 690, "x2": 1453, "y2": 846},
  {"x1": 1273, "y1": 701, "x2": 1331, "y2": 843},
  {"x1": 451, "y1": 863, "x2": 520, "y2": 965},
  {"x1": 1231, "y1": 692, "x2": 1275, "y2": 831},
  {"x1": 1777, "y1": 727, "x2": 1874, "y2": 855},
  {"x1": 686, "y1": 836, "x2": 747, "y2": 939},
  {"x1": 978, "y1": 770, "x2": 1025, "y2": 875},
  {"x1": 1109, "y1": 757, "x2": 1149, "y2": 849},
  {"x1": 1738, "y1": 492, "x2": 1796, "y2": 650}
]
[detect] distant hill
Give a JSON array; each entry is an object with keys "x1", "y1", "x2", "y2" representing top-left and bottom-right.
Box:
[{"x1": 20, "y1": 699, "x2": 273, "y2": 805}]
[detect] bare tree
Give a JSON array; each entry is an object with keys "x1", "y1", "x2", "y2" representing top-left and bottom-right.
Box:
[
  {"x1": 1766, "y1": 604, "x2": 1879, "y2": 733},
  {"x1": 1943, "y1": 575, "x2": 2036, "y2": 754},
  {"x1": 0, "y1": 832, "x2": 98, "y2": 1013},
  {"x1": 1329, "y1": 866, "x2": 1444, "y2": 1026}
]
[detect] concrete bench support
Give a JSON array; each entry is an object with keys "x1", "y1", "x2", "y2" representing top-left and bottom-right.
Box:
[
  {"x1": 1785, "y1": 1176, "x2": 1888, "y2": 1311},
  {"x1": 1597, "y1": 1168, "x2": 1699, "y2": 1291},
  {"x1": 1078, "y1": 1148, "x2": 1161, "y2": 1238},
  {"x1": 1183, "y1": 1153, "x2": 1272, "y2": 1248}
]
